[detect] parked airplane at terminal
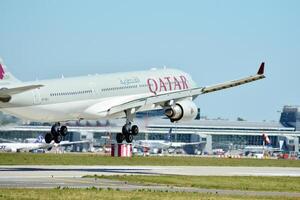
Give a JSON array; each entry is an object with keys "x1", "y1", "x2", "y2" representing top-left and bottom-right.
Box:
[
  {"x1": 0, "y1": 58, "x2": 265, "y2": 144},
  {"x1": 0, "y1": 135, "x2": 89, "y2": 152},
  {"x1": 134, "y1": 128, "x2": 203, "y2": 151},
  {"x1": 134, "y1": 140, "x2": 203, "y2": 149}
]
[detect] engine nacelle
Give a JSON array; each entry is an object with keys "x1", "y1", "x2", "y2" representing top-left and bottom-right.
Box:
[{"x1": 164, "y1": 100, "x2": 198, "y2": 122}]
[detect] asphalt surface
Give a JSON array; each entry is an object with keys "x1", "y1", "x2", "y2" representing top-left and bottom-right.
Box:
[
  {"x1": 1, "y1": 165, "x2": 300, "y2": 177},
  {"x1": 0, "y1": 165, "x2": 300, "y2": 197}
]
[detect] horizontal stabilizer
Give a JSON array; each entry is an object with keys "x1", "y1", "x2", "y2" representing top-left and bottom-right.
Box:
[{"x1": 0, "y1": 84, "x2": 43, "y2": 102}]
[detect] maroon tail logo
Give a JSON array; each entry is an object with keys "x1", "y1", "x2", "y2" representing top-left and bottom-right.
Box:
[{"x1": 0, "y1": 64, "x2": 4, "y2": 80}]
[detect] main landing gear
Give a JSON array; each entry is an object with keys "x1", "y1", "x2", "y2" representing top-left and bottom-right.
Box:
[
  {"x1": 45, "y1": 122, "x2": 68, "y2": 144},
  {"x1": 116, "y1": 123, "x2": 139, "y2": 143},
  {"x1": 116, "y1": 110, "x2": 139, "y2": 143}
]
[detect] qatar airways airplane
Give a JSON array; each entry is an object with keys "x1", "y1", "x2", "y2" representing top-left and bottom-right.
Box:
[{"x1": 0, "y1": 58, "x2": 265, "y2": 144}]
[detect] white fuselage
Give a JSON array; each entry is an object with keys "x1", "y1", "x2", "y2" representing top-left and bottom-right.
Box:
[
  {"x1": 0, "y1": 68, "x2": 197, "y2": 122},
  {"x1": 0, "y1": 142, "x2": 45, "y2": 152}
]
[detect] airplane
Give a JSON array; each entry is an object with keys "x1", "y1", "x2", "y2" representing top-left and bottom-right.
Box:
[
  {"x1": 0, "y1": 58, "x2": 265, "y2": 144},
  {"x1": 134, "y1": 128, "x2": 204, "y2": 153},
  {"x1": 134, "y1": 140, "x2": 204, "y2": 155},
  {"x1": 134, "y1": 140, "x2": 203, "y2": 149},
  {"x1": 0, "y1": 135, "x2": 90, "y2": 152}
]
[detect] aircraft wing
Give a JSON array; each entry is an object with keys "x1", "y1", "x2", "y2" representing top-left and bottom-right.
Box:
[
  {"x1": 0, "y1": 84, "x2": 44, "y2": 101},
  {"x1": 200, "y1": 63, "x2": 265, "y2": 94},
  {"x1": 10, "y1": 143, "x2": 50, "y2": 152},
  {"x1": 55, "y1": 140, "x2": 91, "y2": 147},
  {"x1": 107, "y1": 63, "x2": 265, "y2": 115},
  {"x1": 19, "y1": 141, "x2": 91, "y2": 152},
  {"x1": 169, "y1": 142, "x2": 204, "y2": 148},
  {"x1": 0, "y1": 138, "x2": 16, "y2": 143}
]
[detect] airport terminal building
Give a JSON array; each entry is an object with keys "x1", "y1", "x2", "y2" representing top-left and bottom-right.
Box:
[
  {"x1": 144, "y1": 118, "x2": 299, "y2": 154},
  {"x1": 143, "y1": 106, "x2": 300, "y2": 154}
]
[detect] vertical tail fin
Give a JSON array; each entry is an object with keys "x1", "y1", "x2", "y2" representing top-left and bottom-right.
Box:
[
  {"x1": 34, "y1": 135, "x2": 44, "y2": 143},
  {"x1": 0, "y1": 58, "x2": 21, "y2": 85},
  {"x1": 165, "y1": 128, "x2": 172, "y2": 142}
]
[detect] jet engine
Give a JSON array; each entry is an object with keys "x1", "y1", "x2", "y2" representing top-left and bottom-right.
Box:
[{"x1": 164, "y1": 100, "x2": 198, "y2": 122}]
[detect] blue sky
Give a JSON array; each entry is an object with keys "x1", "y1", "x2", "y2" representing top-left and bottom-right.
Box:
[{"x1": 0, "y1": 0, "x2": 299, "y2": 121}]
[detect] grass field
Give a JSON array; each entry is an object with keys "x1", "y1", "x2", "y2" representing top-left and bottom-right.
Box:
[
  {"x1": 0, "y1": 188, "x2": 298, "y2": 200},
  {"x1": 87, "y1": 175, "x2": 300, "y2": 192},
  {"x1": 0, "y1": 153, "x2": 299, "y2": 167}
]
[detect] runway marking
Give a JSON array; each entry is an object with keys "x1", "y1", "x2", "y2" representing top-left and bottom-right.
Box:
[
  {"x1": 0, "y1": 176, "x2": 300, "y2": 197},
  {"x1": 51, "y1": 177, "x2": 97, "y2": 185}
]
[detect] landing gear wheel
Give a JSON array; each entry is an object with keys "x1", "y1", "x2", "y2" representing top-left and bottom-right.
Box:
[
  {"x1": 51, "y1": 123, "x2": 60, "y2": 136},
  {"x1": 131, "y1": 125, "x2": 139, "y2": 136},
  {"x1": 54, "y1": 134, "x2": 62, "y2": 144},
  {"x1": 116, "y1": 133, "x2": 124, "y2": 143},
  {"x1": 125, "y1": 134, "x2": 133, "y2": 143},
  {"x1": 60, "y1": 126, "x2": 68, "y2": 137},
  {"x1": 122, "y1": 124, "x2": 131, "y2": 135},
  {"x1": 45, "y1": 133, "x2": 53, "y2": 144}
]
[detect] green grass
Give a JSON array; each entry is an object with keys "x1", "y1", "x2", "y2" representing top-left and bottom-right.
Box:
[
  {"x1": 0, "y1": 153, "x2": 299, "y2": 167},
  {"x1": 87, "y1": 175, "x2": 300, "y2": 193},
  {"x1": 0, "y1": 188, "x2": 298, "y2": 200}
]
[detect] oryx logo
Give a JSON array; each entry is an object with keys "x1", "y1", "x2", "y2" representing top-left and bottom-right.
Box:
[{"x1": 0, "y1": 64, "x2": 5, "y2": 80}]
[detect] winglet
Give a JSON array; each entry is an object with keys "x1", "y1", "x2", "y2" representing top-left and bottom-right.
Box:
[{"x1": 257, "y1": 62, "x2": 265, "y2": 75}]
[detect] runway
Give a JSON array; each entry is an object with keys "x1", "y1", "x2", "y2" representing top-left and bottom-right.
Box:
[
  {"x1": 0, "y1": 165, "x2": 300, "y2": 197},
  {"x1": 1, "y1": 165, "x2": 300, "y2": 177}
]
